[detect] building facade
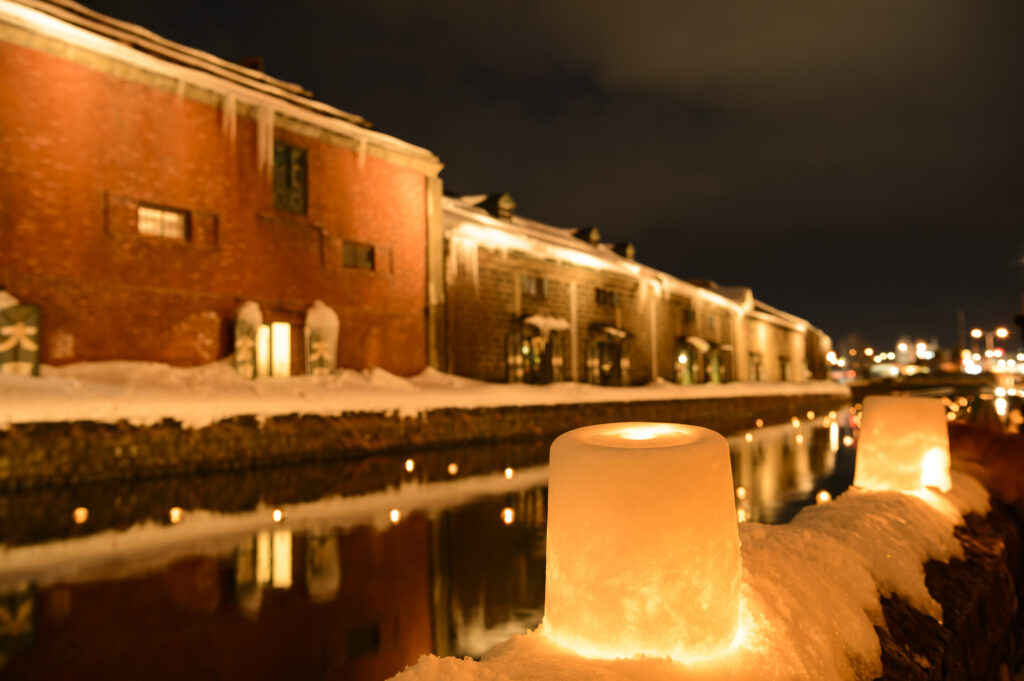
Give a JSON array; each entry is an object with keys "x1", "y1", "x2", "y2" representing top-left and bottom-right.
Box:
[
  {"x1": 443, "y1": 195, "x2": 831, "y2": 385},
  {"x1": 0, "y1": 0, "x2": 444, "y2": 377}
]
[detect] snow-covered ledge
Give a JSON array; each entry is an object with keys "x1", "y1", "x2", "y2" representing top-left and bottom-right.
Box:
[{"x1": 391, "y1": 472, "x2": 994, "y2": 681}]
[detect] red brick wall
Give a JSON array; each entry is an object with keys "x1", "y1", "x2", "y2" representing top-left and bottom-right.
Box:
[{"x1": 0, "y1": 40, "x2": 428, "y2": 375}]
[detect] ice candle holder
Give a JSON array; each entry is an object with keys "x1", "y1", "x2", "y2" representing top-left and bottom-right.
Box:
[
  {"x1": 543, "y1": 422, "x2": 741, "y2": 661},
  {"x1": 853, "y1": 395, "x2": 952, "y2": 492}
]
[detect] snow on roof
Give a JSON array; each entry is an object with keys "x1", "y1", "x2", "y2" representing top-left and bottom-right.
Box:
[
  {"x1": 442, "y1": 196, "x2": 745, "y2": 314},
  {"x1": 0, "y1": 0, "x2": 440, "y2": 169}
]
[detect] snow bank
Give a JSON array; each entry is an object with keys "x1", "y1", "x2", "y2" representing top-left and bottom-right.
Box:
[
  {"x1": 0, "y1": 360, "x2": 848, "y2": 429},
  {"x1": 390, "y1": 472, "x2": 989, "y2": 681}
]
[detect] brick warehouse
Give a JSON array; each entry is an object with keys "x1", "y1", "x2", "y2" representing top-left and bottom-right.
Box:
[
  {"x1": 443, "y1": 193, "x2": 832, "y2": 385},
  {"x1": 0, "y1": 0, "x2": 445, "y2": 376}
]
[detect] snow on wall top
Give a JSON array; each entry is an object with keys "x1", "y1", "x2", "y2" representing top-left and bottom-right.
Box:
[{"x1": 0, "y1": 359, "x2": 850, "y2": 429}]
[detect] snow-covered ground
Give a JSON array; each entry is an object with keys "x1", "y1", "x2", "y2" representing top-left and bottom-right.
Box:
[
  {"x1": 392, "y1": 472, "x2": 990, "y2": 681},
  {"x1": 0, "y1": 360, "x2": 849, "y2": 429}
]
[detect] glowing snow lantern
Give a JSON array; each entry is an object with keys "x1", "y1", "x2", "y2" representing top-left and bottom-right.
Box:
[
  {"x1": 815, "y1": 490, "x2": 832, "y2": 504},
  {"x1": 544, "y1": 422, "x2": 741, "y2": 661},
  {"x1": 504, "y1": 467, "x2": 515, "y2": 479},
  {"x1": 853, "y1": 396, "x2": 952, "y2": 492},
  {"x1": 169, "y1": 507, "x2": 184, "y2": 524},
  {"x1": 72, "y1": 506, "x2": 88, "y2": 524},
  {"x1": 447, "y1": 462, "x2": 459, "y2": 476},
  {"x1": 389, "y1": 509, "x2": 402, "y2": 524}
]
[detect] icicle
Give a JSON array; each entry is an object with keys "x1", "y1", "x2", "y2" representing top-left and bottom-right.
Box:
[
  {"x1": 357, "y1": 137, "x2": 368, "y2": 169},
  {"x1": 446, "y1": 234, "x2": 480, "y2": 293},
  {"x1": 221, "y1": 93, "x2": 237, "y2": 148},
  {"x1": 256, "y1": 106, "x2": 275, "y2": 181}
]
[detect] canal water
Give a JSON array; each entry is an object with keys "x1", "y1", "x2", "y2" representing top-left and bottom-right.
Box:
[{"x1": 0, "y1": 412, "x2": 856, "y2": 681}]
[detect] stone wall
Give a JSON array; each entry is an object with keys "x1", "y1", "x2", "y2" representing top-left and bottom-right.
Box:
[{"x1": 0, "y1": 393, "x2": 848, "y2": 490}]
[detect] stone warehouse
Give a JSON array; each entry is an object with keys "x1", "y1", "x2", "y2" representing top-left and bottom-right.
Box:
[
  {"x1": 0, "y1": 0, "x2": 445, "y2": 378},
  {"x1": 0, "y1": 0, "x2": 830, "y2": 385},
  {"x1": 443, "y1": 194, "x2": 832, "y2": 385}
]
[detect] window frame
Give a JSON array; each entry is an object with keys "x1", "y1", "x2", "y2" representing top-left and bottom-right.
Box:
[
  {"x1": 136, "y1": 204, "x2": 190, "y2": 241},
  {"x1": 343, "y1": 241, "x2": 376, "y2": 271},
  {"x1": 273, "y1": 141, "x2": 308, "y2": 215}
]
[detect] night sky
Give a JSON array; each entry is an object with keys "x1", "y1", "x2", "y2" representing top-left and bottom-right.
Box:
[{"x1": 82, "y1": 0, "x2": 1024, "y2": 350}]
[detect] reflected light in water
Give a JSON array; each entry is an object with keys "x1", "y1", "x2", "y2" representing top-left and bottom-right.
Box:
[
  {"x1": 815, "y1": 490, "x2": 832, "y2": 504},
  {"x1": 169, "y1": 507, "x2": 183, "y2": 524},
  {"x1": 505, "y1": 467, "x2": 515, "y2": 480},
  {"x1": 501, "y1": 507, "x2": 515, "y2": 525},
  {"x1": 995, "y1": 397, "x2": 1008, "y2": 417},
  {"x1": 73, "y1": 506, "x2": 88, "y2": 524},
  {"x1": 389, "y1": 508, "x2": 402, "y2": 524},
  {"x1": 405, "y1": 458, "x2": 415, "y2": 473},
  {"x1": 447, "y1": 462, "x2": 459, "y2": 476}
]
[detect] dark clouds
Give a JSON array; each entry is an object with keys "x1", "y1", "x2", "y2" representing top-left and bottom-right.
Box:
[{"x1": 83, "y1": 0, "x2": 1024, "y2": 347}]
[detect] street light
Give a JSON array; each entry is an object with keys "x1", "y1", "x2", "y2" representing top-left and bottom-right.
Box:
[{"x1": 969, "y1": 326, "x2": 1011, "y2": 372}]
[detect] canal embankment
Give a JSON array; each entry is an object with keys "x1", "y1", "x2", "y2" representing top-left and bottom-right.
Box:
[{"x1": 0, "y1": 390, "x2": 848, "y2": 489}]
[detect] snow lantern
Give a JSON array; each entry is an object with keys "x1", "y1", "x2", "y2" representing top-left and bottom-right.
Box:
[
  {"x1": 544, "y1": 422, "x2": 741, "y2": 661},
  {"x1": 853, "y1": 395, "x2": 952, "y2": 492},
  {"x1": 304, "y1": 300, "x2": 339, "y2": 375}
]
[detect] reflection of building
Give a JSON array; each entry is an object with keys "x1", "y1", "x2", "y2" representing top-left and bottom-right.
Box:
[
  {"x1": 444, "y1": 194, "x2": 832, "y2": 385},
  {"x1": 1, "y1": 521, "x2": 433, "y2": 681},
  {"x1": 0, "y1": 0, "x2": 442, "y2": 376}
]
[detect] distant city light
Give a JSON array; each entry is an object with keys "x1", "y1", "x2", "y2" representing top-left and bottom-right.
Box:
[
  {"x1": 849, "y1": 348, "x2": 857, "y2": 356},
  {"x1": 996, "y1": 327, "x2": 1009, "y2": 339},
  {"x1": 843, "y1": 435, "x2": 855, "y2": 447},
  {"x1": 806, "y1": 411, "x2": 815, "y2": 420},
  {"x1": 971, "y1": 328, "x2": 983, "y2": 339},
  {"x1": 897, "y1": 342, "x2": 908, "y2": 352},
  {"x1": 864, "y1": 347, "x2": 874, "y2": 357}
]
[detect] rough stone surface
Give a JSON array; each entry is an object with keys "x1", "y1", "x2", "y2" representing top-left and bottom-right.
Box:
[{"x1": 876, "y1": 506, "x2": 1024, "y2": 681}]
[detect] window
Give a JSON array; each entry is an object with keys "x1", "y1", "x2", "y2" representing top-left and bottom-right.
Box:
[
  {"x1": 343, "y1": 242, "x2": 375, "y2": 270},
  {"x1": 681, "y1": 308, "x2": 696, "y2": 326},
  {"x1": 274, "y1": 142, "x2": 307, "y2": 214},
  {"x1": 595, "y1": 288, "x2": 619, "y2": 307},
  {"x1": 520, "y1": 274, "x2": 546, "y2": 298},
  {"x1": 137, "y1": 205, "x2": 187, "y2": 240}
]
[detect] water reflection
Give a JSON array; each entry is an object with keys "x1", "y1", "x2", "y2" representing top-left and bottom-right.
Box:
[{"x1": 0, "y1": 417, "x2": 856, "y2": 680}]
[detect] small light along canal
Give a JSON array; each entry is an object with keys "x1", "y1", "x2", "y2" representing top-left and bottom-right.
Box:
[{"x1": 1, "y1": 406, "x2": 860, "y2": 680}]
